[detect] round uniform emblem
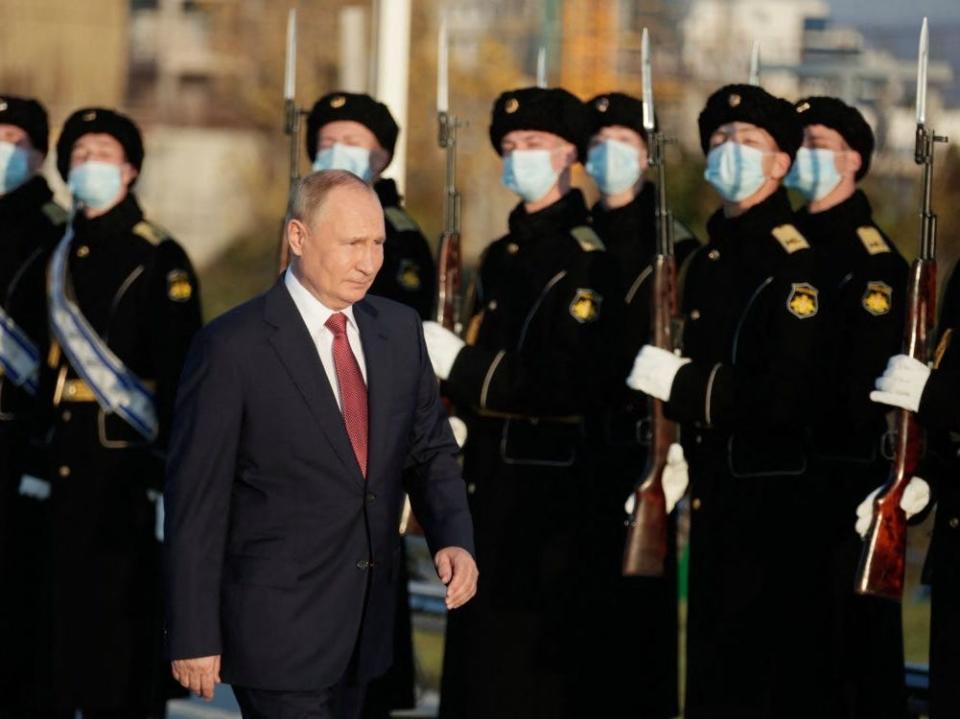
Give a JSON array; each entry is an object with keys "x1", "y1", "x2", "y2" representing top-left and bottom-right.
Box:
[
  {"x1": 82, "y1": 110, "x2": 97, "y2": 121},
  {"x1": 505, "y1": 98, "x2": 519, "y2": 114},
  {"x1": 330, "y1": 95, "x2": 347, "y2": 108},
  {"x1": 595, "y1": 97, "x2": 610, "y2": 112},
  {"x1": 728, "y1": 93, "x2": 741, "y2": 108}
]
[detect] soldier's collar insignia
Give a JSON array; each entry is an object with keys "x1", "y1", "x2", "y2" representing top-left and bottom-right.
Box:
[
  {"x1": 595, "y1": 97, "x2": 610, "y2": 112},
  {"x1": 857, "y1": 226, "x2": 889, "y2": 255},
  {"x1": 569, "y1": 288, "x2": 602, "y2": 324},
  {"x1": 505, "y1": 97, "x2": 519, "y2": 114},
  {"x1": 728, "y1": 93, "x2": 741, "y2": 107},
  {"x1": 862, "y1": 281, "x2": 892, "y2": 316},
  {"x1": 771, "y1": 224, "x2": 809, "y2": 254},
  {"x1": 82, "y1": 110, "x2": 97, "y2": 121},
  {"x1": 166, "y1": 270, "x2": 193, "y2": 302},
  {"x1": 787, "y1": 282, "x2": 818, "y2": 319},
  {"x1": 397, "y1": 259, "x2": 421, "y2": 291},
  {"x1": 330, "y1": 95, "x2": 347, "y2": 108}
]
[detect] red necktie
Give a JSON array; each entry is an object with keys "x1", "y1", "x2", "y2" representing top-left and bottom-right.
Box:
[{"x1": 325, "y1": 312, "x2": 368, "y2": 478}]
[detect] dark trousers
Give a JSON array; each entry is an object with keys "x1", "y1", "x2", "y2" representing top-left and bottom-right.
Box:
[{"x1": 234, "y1": 683, "x2": 366, "y2": 719}]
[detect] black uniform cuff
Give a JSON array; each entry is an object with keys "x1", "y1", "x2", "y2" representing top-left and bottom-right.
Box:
[{"x1": 668, "y1": 361, "x2": 728, "y2": 426}]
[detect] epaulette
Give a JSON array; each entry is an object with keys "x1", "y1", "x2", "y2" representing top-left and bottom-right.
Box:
[
  {"x1": 771, "y1": 224, "x2": 810, "y2": 254},
  {"x1": 857, "y1": 226, "x2": 890, "y2": 255},
  {"x1": 132, "y1": 220, "x2": 170, "y2": 245},
  {"x1": 42, "y1": 201, "x2": 68, "y2": 227},
  {"x1": 570, "y1": 225, "x2": 605, "y2": 253},
  {"x1": 384, "y1": 206, "x2": 419, "y2": 233}
]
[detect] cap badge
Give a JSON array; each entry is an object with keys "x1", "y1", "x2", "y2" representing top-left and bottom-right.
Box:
[
  {"x1": 0, "y1": 99, "x2": 7, "y2": 112},
  {"x1": 505, "y1": 98, "x2": 519, "y2": 114},
  {"x1": 728, "y1": 93, "x2": 741, "y2": 108},
  {"x1": 82, "y1": 110, "x2": 97, "y2": 121},
  {"x1": 595, "y1": 97, "x2": 610, "y2": 112},
  {"x1": 796, "y1": 101, "x2": 811, "y2": 113},
  {"x1": 330, "y1": 95, "x2": 347, "y2": 108}
]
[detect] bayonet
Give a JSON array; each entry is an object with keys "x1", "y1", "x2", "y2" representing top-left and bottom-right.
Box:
[{"x1": 749, "y1": 41, "x2": 761, "y2": 86}]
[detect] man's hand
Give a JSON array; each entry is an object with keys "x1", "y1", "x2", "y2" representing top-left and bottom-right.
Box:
[
  {"x1": 626, "y1": 345, "x2": 690, "y2": 402},
  {"x1": 854, "y1": 477, "x2": 931, "y2": 538},
  {"x1": 870, "y1": 354, "x2": 931, "y2": 413},
  {"x1": 434, "y1": 546, "x2": 478, "y2": 610},
  {"x1": 423, "y1": 321, "x2": 465, "y2": 381},
  {"x1": 171, "y1": 655, "x2": 221, "y2": 701}
]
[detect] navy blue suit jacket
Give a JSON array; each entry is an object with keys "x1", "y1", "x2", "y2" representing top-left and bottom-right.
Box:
[{"x1": 164, "y1": 280, "x2": 474, "y2": 690}]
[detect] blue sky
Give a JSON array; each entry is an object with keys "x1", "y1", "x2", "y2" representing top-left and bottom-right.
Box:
[{"x1": 827, "y1": 0, "x2": 959, "y2": 24}]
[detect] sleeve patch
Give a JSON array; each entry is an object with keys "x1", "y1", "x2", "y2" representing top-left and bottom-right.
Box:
[
  {"x1": 570, "y1": 225, "x2": 605, "y2": 253},
  {"x1": 396, "y1": 259, "x2": 422, "y2": 291},
  {"x1": 771, "y1": 224, "x2": 810, "y2": 254},
  {"x1": 857, "y1": 226, "x2": 890, "y2": 255},
  {"x1": 787, "y1": 282, "x2": 819, "y2": 319},
  {"x1": 166, "y1": 270, "x2": 193, "y2": 302},
  {"x1": 862, "y1": 281, "x2": 893, "y2": 316},
  {"x1": 384, "y1": 206, "x2": 419, "y2": 233},
  {"x1": 569, "y1": 288, "x2": 602, "y2": 323}
]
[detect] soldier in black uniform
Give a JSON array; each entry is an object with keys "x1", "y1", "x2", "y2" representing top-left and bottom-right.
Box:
[
  {"x1": 427, "y1": 86, "x2": 624, "y2": 719},
  {"x1": 0, "y1": 95, "x2": 67, "y2": 719},
  {"x1": 870, "y1": 264, "x2": 960, "y2": 718},
  {"x1": 306, "y1": 92, "x2": 436, "y2": 318},
  {"x1": 24, "y1": 107, "x2": 201, "y2": 718},
  {"x1": 305, "y1": 91, "x2": 433, "y2": 718},
  {"x1": 787, "y1": 96, "x2": 909, "y2": 718},
  {"x1": 627, "y1": 85, "x2": 831, "y2": 718},
  {"x1": 581, "y1": 91, "x2": 700, "y2": 719}
]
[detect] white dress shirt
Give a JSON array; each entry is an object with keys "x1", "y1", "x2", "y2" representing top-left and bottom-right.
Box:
[{"x1": 284, "y1": 269, "x2": 368, "y2": 411}]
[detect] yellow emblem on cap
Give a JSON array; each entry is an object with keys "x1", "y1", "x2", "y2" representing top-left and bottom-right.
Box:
[
  {"x1": 397, "y1": 259, "x2": 421, "y2": 291},
  {"x1": 569, "y1": 288, "x2": 602, "y2": 324},
  {"x1": 796, "y1": 101, "x2": 811, "y2": 113},
  {"x1": 595, "y1": 97, "x2": 610, "y2": 112},
  {"x1": 82, "y1": 110, "x2": 97, "y2": 121},
  {"x1": 862, "y1": 281, "x2": 893, "y2": 316},
  {"x1": 857, "y1": 226, "x2": 889, "y2": 255},
  {"x1": 729, "y1": 93, "x2": 742, "y2": 107},
  {"x1": 166, "y1": 270, "x2": 193, "y2": 302},
  {"x1": 330, "y1": 95, "x2": 347, "y2": 108},
  {"x1": 772, "y1": 224, "x2": 810, "y2": 254},
  {"x1": 505, "y1": 98, "x2": 519, "y2": 114},
  {"x1": 0, "y1": 100, "x2": 7, "y2": 112},
  {"x1": 787, "y1": 283, "x2": 819, "y2": 319}
]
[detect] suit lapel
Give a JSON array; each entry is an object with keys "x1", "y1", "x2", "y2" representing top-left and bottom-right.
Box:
[
  {"x1": 264, "y1": 281, "x2": 363, "y2": 484},
  {"x1": 354, "y1": 298, "x2": 392, "y2": 486}
]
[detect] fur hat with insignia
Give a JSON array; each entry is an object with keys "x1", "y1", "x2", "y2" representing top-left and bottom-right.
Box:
[
  {"x1": 489, "y1": 87, "x2": 592, "y2": 162},
  {"x1": 56, "y1": 107, "x2": 144, "y2": 183},
  {"x1": 698, "y1": 84, "x2": 803, "y2": 160},
  {"x1": 587, "y1": 92, "x2": 653, "y2": 142},
  {"x1": 305, "y1": 92, "x2": 399, "y2": 164},
  {"x1": 794, "y1": 96, "x2": 875, "y2": 180},
  {"x1": 0, "y1": 95, "x2": 49, "y2": 155}
]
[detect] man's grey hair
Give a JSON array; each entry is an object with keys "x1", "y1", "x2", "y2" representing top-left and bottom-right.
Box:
[{"x1": 291, "y1": 169, "x2": 375, "y2": 225}]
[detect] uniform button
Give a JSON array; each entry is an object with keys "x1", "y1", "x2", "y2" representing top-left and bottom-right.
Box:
[
  {"x1": 692, "y1": 497, "x2": 702, "y2": 510},
  {"x1": 76, "y1": 245, "x2": 90, "y2": 258},
  {"x1": 65, "y1": 383, "x2": 77, "y2": 397},
  {"x1": 488, "y1": 300, "x2": 498, "y2": 311},
  {"x1": 708, "y1": 249, "x2": 720, "y2": 261},
  {"x1": 467, "y1": 482, "x2": 477, "y2": 495},
  {"x1": 695, "y1": 434, "x2": 702, "y2": 445},
  {"x1": 61, "y1": 410, "x2": 72, "y2": 422},
  {"x1": 950, "y1": 517, "x2": 960, "y2": 530},
  {"x1": 58, "y1": 465, "x2": 71, "y2": 478},
  {"x1": 356, "y1": 559, "x2": 370, "y2": 570},
  {"x1": 506, "y1": 243, "x2": 519, "y2": 255},
  {"x1": 690, "y1": 309, "x2": 701, "y2": 320}
]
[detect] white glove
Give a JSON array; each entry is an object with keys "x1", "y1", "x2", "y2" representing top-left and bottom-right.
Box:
[
  {"x1": 626, "y1": 345, "x2": 691, "y2": 401},
  {"x1": 449, "y1": 416, "x2": 468, "y2": 448},
  {"x1": 854, "y1": 476, "x2": 931, "y2": 538},
  {"x1": 18, "y1": 474, "x2": 50, "y2": 501},
  {"x1": 869, "y1": 354, "x2": 931, "y2": 413},
  {"x1": 423, "y1": 321, "x2": 465, "y2": 381},
  {"x1": 624, "y1": 443, "x2": 689, "y2": 515},
  {"x1": 147, "y1": 489, "x2": 165, "y2": 543}
]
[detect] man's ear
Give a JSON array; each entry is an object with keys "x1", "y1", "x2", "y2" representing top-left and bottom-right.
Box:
[
  {"x1": 555, "y1": 142, "x2": 577, "y2": 171},
  {"x1": 769, "y1": 151, "x2": 791, "y2": 180},
  {"x1": 122, "y1": 163, "x2": 139, "y2": 187},
  {"x1": 845, "y1": 149, "x2": 863, "y2": 178},
  {"x1": 370, "y1": 146, "x2": 390, "y2": 181},
  {"x1": 287, "y1": 218, "x2": 307, "y2": 257}
]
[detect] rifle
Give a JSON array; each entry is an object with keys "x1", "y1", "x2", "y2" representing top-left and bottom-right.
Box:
[
  {"x1": 748, "y1": 41, "x2": 761, "y2": 86},
  {"x1": 855, "y1": 17, "x2": 948, "y2": 601},
  {"x1": 623, "y1": 28, "x2": 680, "y2": 578},
  {"x1": 278, "y1": 8, "x2": 305, "y2": 274}
]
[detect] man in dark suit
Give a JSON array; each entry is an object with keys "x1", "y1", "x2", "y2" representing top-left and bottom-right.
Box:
[{"x1": 164, "y1": 169, "x2": 477, "y2": 719}]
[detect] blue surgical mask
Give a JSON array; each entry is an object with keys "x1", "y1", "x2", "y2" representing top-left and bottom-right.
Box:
[
  {"x1": 312, "y1": 143, "x2": 373, "y2": 183},
  {"x1": 0, "y1": 141, "x2": 33, "y2": 195},
  {"x1": 585, "y1": 139, "x2": 643, "y2": 195},
  {"x1": 68, "y1": 161, "x2": 124, "y2": 210},
  {"x1": 785, "y1": 147, "x2": 843, "y2": 201},
  {"x1": 501, "y1": 149, "x2": 559, "y2": 203},
  {"x1": 704, "y1": 141, "x2": 769, "y2": 202}
]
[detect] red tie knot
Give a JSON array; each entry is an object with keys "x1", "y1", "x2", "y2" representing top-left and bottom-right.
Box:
[{"x1": 325, "y1": 312, "x2": 348, "y2": 337}]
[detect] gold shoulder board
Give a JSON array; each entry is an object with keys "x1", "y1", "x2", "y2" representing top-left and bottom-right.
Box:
[
  {"x1": 133, "y1": 220, "x2": 169, "y2": 245},
  {"x1": 857, "y1": 226, "x2": 890, "y2": 255},
  {"x1": 570, "y1": 225, "x2": 605, "y2": 253},
  {"x1": 42, "y1": 201, "x2": 69, "y2": 226},
  {"x1": 771, "y1": 224, "x2": 810, "y2": 254}
]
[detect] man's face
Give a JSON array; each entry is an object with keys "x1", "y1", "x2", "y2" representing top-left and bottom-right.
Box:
[
  {"x1": 709, "y1": 121, "x2": 788, "y2": 180},
  {"x1": 501, "y1": 129, "x2": 576, "y2": 172},
  {"x1": 801, "y1": 123, "x2": 859, "y2": 176},
  {"x1": 590, "y1": 124, "x2": 649, "y2": 167},
  {"x1": 288, "y1": 184, "x2": 386, "y2": 310},
  {"x1": 70, "y1": 132, "x2": 138, "y2": 185},
  {"x1": 0, "y1": 123, "x2": 43, "y2": 172},
  {"x1": 317, "y1": 120, "x2": 389, "y2": 180}
]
